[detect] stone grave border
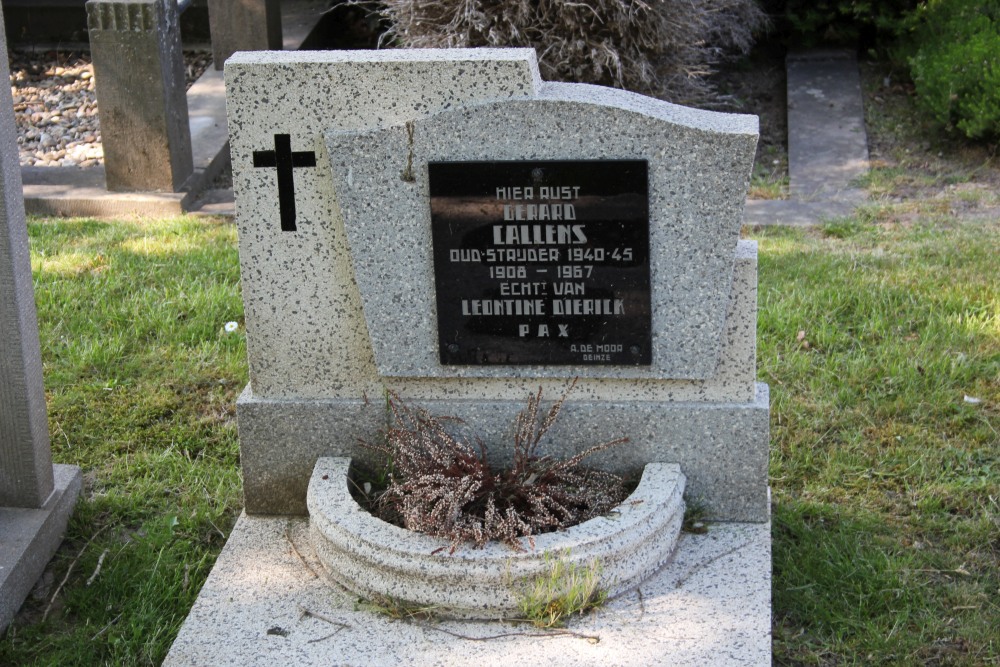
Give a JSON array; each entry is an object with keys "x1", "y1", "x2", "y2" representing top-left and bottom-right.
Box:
[{"x1": 0, "y1": 4, "x2": 82, "y2": 633}]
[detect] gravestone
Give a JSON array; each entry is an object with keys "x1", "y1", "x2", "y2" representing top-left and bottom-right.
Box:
[
  {"x1": 87, "y1": 0, "x2": 193, "y2": 192},
  {"x1": 165, "y1": 48, "x2": 771, "y2": 665},
  {"x1": 226, "y1": 50, "x2": 768, "y2": 521},
  {"x1": 0, "y1": 5, "x2": 82, "y2": 632},
  {"x1": 207, "y1": 0, "x2": 282, "y2": 70}
]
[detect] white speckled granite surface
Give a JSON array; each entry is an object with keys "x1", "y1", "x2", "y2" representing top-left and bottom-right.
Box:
[
  {"x1": 226, "y1": 49, "x2": 543, "y2": 401},
  {"x1": 226, "y1": 49, "x2": 768, "y2": 520},
  {"x1": 198, "y1": 47, "x2": 773, "y2": 667},
  {"x1": 326, "y1": 91, "x2": 756, "y2": 381},
  {"x1": 226, "y1": 48, "x2": 757, "y2": 399},
  {"x1": 164, "y1": 510, "x2": 771, "y2": 666},
  {"x1": 307, "y1": 458, "x2": 685, "y2": 618}
]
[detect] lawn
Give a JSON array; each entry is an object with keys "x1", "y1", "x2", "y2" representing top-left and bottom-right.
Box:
[
  {"x1": 1, "y1": 61, "x2": 998, "y2": 667},
  {"x1": 0, "y1": 209, "x2": 995, "y2": 666},
  {"x1": 757, "y1": 220, "x2": 999, "y2": 665},
  {"x1": 1, "y1": 217, "x2": 245, "y2": 666}
]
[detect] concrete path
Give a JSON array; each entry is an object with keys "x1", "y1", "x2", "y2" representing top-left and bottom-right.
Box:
[
  {"x1": 744, "y1": 49, "x2": 869, "y2": 226},
  {"x1": 19, "y1": 0, "x2": 328, "y2": 218}
]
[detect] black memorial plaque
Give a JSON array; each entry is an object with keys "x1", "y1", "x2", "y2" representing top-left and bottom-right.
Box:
[{"x1": 429, "y1": 160, "x2": 651, "y2": 366}]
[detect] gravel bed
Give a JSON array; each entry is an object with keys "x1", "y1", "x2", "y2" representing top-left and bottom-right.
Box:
[{"x1": 9, "y1": 50, "x2": 212, "y2": 169}]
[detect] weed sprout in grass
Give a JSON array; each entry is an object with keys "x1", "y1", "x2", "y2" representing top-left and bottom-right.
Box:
[{"x1": 517, "y1": 553, "x2": 607, "y2": 628}]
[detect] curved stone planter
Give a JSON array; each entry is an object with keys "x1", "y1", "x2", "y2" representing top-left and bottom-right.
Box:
[{"x1": 307, "y1": 457, "x2": 686, "y2": 619}]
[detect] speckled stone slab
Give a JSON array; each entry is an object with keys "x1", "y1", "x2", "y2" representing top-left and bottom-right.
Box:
[
  {"x1": 239, "y1": 383, "x2": 768, "y2": 521},
  {"x1": 236, "y1": 244, "x2": 766, "y2": 520},
  {"x1": 201, "y1": 48, "x2": 772, "y2": 667},
  {"x1": 326, "y1": 84, "x2": 757, "y2": 380},
  {"x1": 226, "y1": 49, "x2": 757, "y2": 399},
  {"x1": 226, "y1": 49, "x2": 543, "y2": 401},
  {"x1": 164, "y1": 511, "x2": 772, "y2": 666}
]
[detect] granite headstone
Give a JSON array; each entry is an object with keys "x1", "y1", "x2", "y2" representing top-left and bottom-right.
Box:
[
  {"x1": 224, "y1": 48, "x2": 769, "y2": 521},
  {"x1": 164, "y1": 47, "x2": 773, "y2": 667}
]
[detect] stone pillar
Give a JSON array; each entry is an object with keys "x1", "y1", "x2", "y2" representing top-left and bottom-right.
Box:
[
  {"x1": 87, "y1": 0, "x2": 194, "y2": 192},
  {"x1": 0, "y1": 12, "x2": 52, "y2": 512},
  {"x1": 0, "y1": 5, "x2": 82, "y2": 632},
  {"x1": 208, "y1": 0, "x2": 282, "y2": 70}
]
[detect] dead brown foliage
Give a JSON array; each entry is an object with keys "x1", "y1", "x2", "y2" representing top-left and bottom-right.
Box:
[
  {"x1": 362, "y1": 384, "x2": 629, "y2": 551},
  {"x1": 353, "y1": 0, "x2": 768, "y2": 102}
]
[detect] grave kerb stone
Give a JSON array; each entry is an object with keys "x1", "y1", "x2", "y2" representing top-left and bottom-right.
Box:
[
  {"x1": 1, "y1": 10, "x2": 53, "y2": 512},
  {"x1": 207, "y1": 0, "x2": 282, "y2": 71}
]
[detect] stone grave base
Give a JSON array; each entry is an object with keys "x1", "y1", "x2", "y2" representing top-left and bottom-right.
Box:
[
  {"x1": 0, "y1": 464, "x2": 82, "y2": 630},
  {"x1": 163, "y1": 502, "x2": 772, "y2": 666}
]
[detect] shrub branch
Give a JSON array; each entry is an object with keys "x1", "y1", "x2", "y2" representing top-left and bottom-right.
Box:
[{"x1": 362, "y1": 384, "x2": 629, "y2": 551}]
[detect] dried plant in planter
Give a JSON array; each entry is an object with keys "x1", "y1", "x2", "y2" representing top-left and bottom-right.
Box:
[{"x1": 360, "y1": 384, "x2": 629, "y2": 551}]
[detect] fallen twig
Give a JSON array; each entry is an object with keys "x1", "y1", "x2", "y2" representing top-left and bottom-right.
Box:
[
  {"x1": 85, "y1": 549, "x2": 109, "y2": 587},
  {"x1": 298, "y1": 604, "x2": 351, "y2": 630},
  {"x1": 909, "y1": 567, "x2": 972, "y2": 576},
  {"x1": 44, "y1": 524, "x2": 111, "y2": 622},
  {"x1": 413, "y1": 619, "x2": 600, "y2": 644},
  {"x1": 285, "y1": 523, "x2": 320, "y2": 579},
  {"x1": 90, "y1": 613, "x2": 122, "y2": 641},
  {"x1": 298, "y1": 604, "x2": 352, "y2": 642},
  {"x1": 208, "y1": 518, "x2": 226, "y2": 541},
  {"x1": 307, "y1": 630, "x2": 345, "y2": 644},
  {"x1": 674, "y1": 541, "x2": 750, "y2": 589}
]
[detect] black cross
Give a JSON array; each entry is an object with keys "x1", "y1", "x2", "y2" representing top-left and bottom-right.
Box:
[{"x1": 253, "y1": 134, "x2": 316, "y2": 232}]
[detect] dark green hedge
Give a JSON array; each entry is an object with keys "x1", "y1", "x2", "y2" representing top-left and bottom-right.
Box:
[
  {"x1": 906, "y1": 0, "x2": 1000, "y2": 139},
  {"x1": 784, "y1": 0, "x2": 1000, "y2": 141},
  {"x1": 782, "y1": 0, "x2": 919, "y2": 49}
]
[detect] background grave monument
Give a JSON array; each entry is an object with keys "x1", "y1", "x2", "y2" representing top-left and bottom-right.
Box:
[
  {"x1": 166, "y1": 48, "x2": 771, "y2": 665},
  {"x1": 0, "y1": 6, "x2": 82, "y2": 632},
  {"x1": 86, "y1": 0, "x2": 194, "y2": 192}
]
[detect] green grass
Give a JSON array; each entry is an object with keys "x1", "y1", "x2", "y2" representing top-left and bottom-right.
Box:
[
  {"x1": 749, "y1": 144, "x2": 790, "y2": 200},
  {"x1": 1, "y1": 213, "x2": 997, "y2": 665},
  {"x1": 0, "y1": 216, "x2": 245, "y2": 667},
  {"x1": 859, "y1": 61, "x2": 999, "y2": 207},
  {"x1": 516, "y1": 553, "x2": 607, "y2": 628},
  {"x1": 753, "y1": 220, "x2": 999, "y2": 665}
]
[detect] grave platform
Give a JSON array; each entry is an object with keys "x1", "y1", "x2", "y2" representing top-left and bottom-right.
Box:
[
  {"x1": 0, "y1": 464, "x2": 82, "y2": 630},
  {"x1": 173, "y1": 47, "x2": 774, "y2": 666},
  {"x1": 164, "y1": 509, "x2": 771, "y2": 666}
]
